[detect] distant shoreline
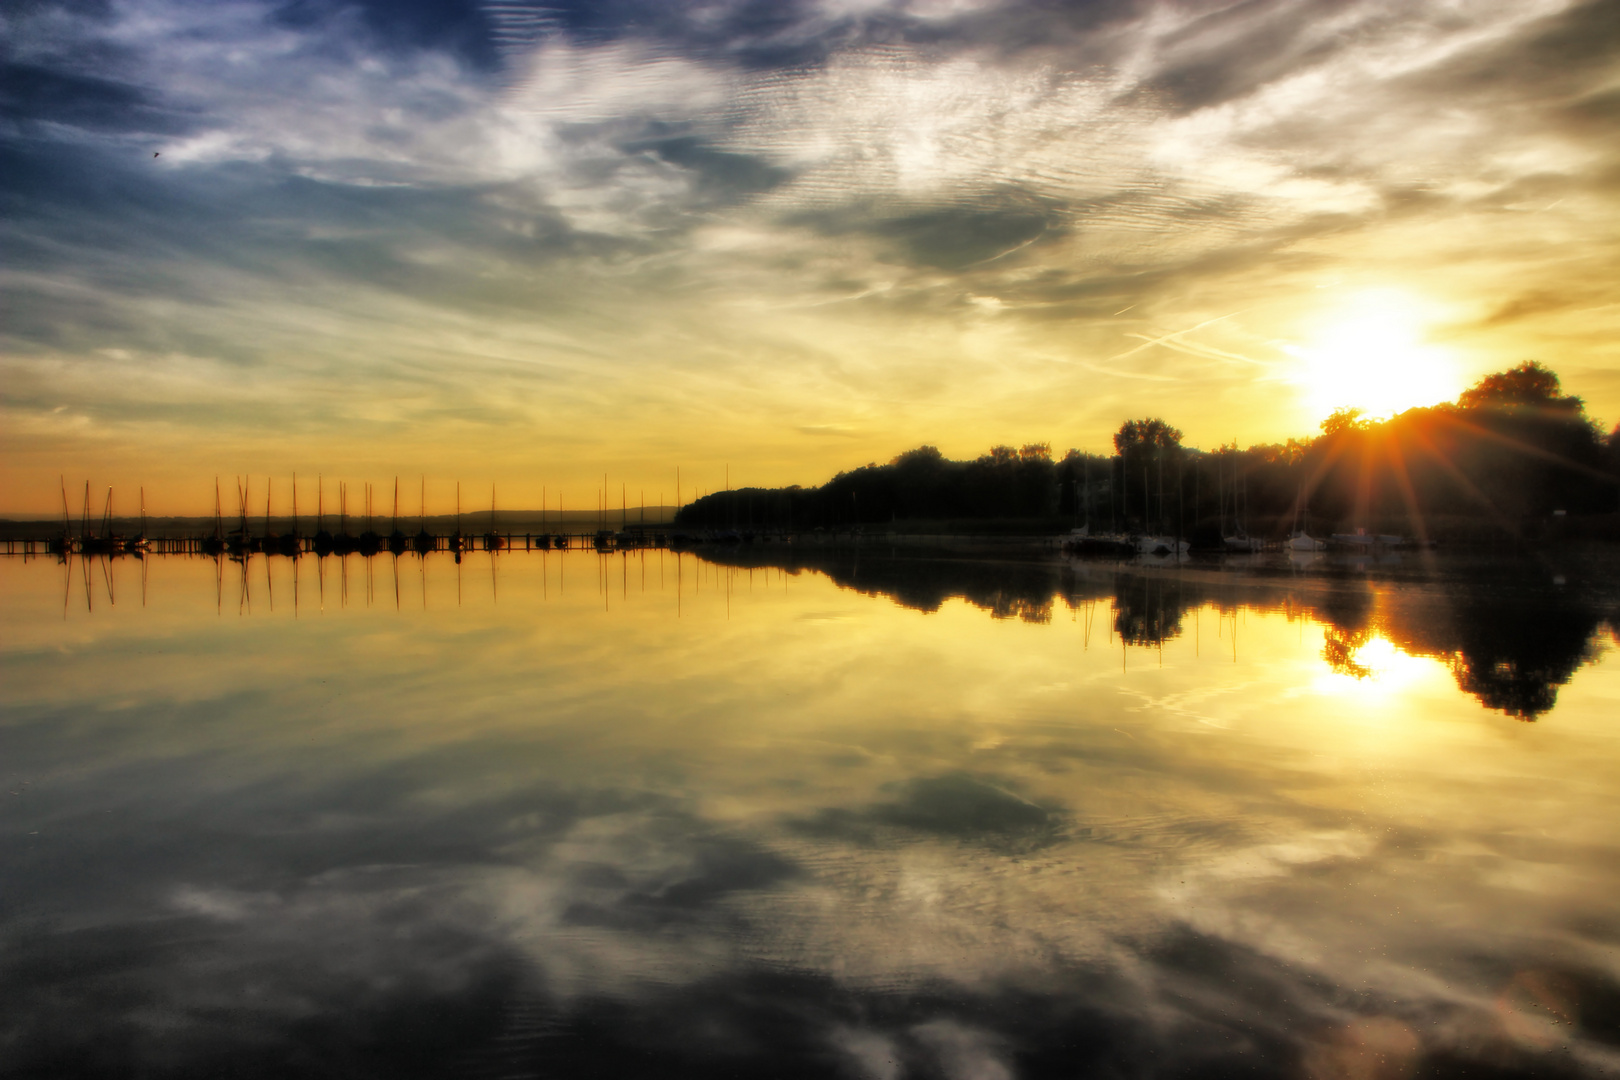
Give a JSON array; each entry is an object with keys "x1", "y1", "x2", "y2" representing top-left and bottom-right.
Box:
[
  {"x1": 4, "y1": 513, "x2": 1619, "y2": 548},
  {"x1": 0, "y1": 508, "x2": 677, "y2": 533}
]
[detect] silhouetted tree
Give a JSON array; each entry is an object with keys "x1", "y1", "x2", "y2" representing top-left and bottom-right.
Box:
[
  {"x1": 1320, "y1": 407, "x2": 1372, "y2": 436},
  {"x1": 676, "y1": 363, "x2": 1616, "y2": 539},
  {"x1": 1112, "y1": 418, "x2": 1182, "y2": 455},
  {"x1": 1457, "y1": 360, "x2": 1577, "y2": 412},
  {"x1": 1019, "y1": 443, "x2": 1052, "y2": 462}
]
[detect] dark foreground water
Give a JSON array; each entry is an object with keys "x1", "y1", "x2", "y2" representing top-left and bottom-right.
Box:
[{"x1": 3, "y1": 547, "x2": 1618, "y2": 1079}]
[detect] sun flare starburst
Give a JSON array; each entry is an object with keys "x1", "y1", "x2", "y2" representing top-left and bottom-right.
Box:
[{"x1": 1287, "y1": 290, "x2": 1461, "y2": 422}]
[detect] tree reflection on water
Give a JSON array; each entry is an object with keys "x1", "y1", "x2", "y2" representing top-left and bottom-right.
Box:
[
  {"x1": 5, "y1": 548, "x2": 1619, "y2": 1078},
  {"x1": 702, "y1": 546, "x2": 1617, "y2": 720}
]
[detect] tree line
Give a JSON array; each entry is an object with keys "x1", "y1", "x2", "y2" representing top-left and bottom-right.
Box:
[{"x1": 675, "y1": 362, "x2": 1620, "y2": 542}]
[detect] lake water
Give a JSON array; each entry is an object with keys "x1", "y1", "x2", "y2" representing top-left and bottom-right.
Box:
[{"x1": 3, "y1": 547, "x2": 1618, "y2": 1079}]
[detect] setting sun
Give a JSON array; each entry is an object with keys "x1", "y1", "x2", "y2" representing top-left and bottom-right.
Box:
[{"x1": 1287, "y1": 290, "x2": 1462, "y2": 422}]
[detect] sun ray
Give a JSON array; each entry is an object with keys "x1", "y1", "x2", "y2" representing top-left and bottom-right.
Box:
[
  {"x1": 1291, "y1": 436, "x2": 1352, "y2": 528},
  {"x1": 1382, "y1": 433, "x2": 1433, "y2": 558},
  {"x1": 1405, "y1": 424, "x2": 1520, "y2": 539},
  {"x1": 1440, "y1": 411, "x2": 1618, "y2": 485}
]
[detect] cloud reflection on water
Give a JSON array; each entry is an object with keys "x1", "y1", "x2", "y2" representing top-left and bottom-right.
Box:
[{"x1": 1, "y1": 549, "x2": 1618, "y2": 1077}]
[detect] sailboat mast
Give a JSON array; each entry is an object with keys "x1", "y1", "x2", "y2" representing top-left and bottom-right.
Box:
[
  {"x1": 1157, "y1": 453, "x2": 1164, "y2": 537},
  {"x1": 1237, "y1": 443, "x2": 1250, "y2": 537},
  {"x1": 1083, "y1": 456, "x2": 1090, "y2": 533},
  {"x1": 1193, "y1": 455, "x2": 1199, "y2": 541},
  {"x1": 1120, "y1": 457, "x2": 1127, "y2": 533}
]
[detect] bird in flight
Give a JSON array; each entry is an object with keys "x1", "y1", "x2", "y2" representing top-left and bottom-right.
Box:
[{"x1": 153, "y1": 152, "x2": 160, "y2": 158}]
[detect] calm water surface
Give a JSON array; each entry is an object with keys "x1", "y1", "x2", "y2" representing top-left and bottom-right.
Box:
[{"x1": 3, "y1": 548, "x2": 1618, "y2": 1078}]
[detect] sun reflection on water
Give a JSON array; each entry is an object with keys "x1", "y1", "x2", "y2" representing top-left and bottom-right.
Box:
[
  {"x1": 1314, "y1": 632, "x2": 1443, "y2": 701},
  {"x1": 1, "y1": 550, "x2": 1617, "y2": 1078}
]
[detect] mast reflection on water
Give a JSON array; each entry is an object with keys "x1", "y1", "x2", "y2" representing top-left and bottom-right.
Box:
[{"x1": 3, "y1": 548, "x2": 1618, "y2": 1078}]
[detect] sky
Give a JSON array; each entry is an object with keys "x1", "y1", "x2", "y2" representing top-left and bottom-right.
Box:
[{"x1": 3, "y1": 0, "x2": 1618, "y2": 515}]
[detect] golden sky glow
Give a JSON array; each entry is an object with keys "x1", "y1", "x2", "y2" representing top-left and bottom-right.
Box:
[{"x1": 3, "y1": 0, "x2": 1618, "y2": 513}]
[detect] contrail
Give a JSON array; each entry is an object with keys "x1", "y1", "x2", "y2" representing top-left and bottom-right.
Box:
[{"x1": 1106, "y1": 312, "x2": 1241, "y2": 362}]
